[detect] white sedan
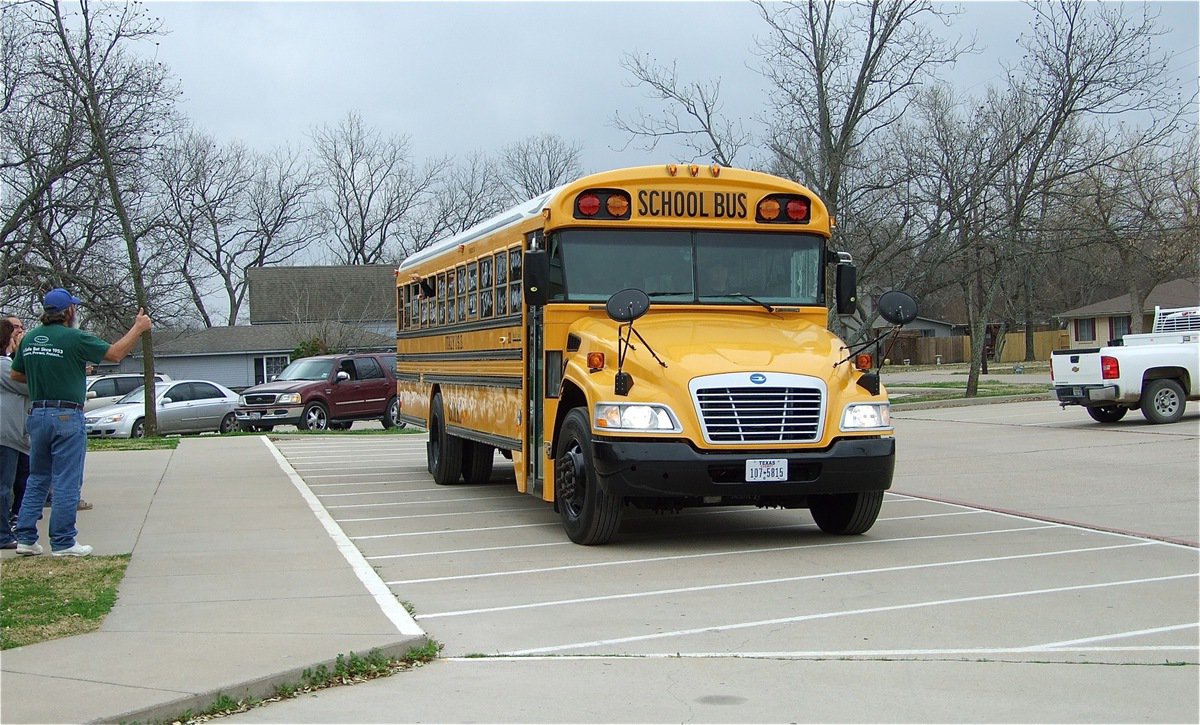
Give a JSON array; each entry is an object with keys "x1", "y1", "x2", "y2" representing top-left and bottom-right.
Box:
[{"x1": 85, "y1": 380, "x2": 240, "y2": 438}]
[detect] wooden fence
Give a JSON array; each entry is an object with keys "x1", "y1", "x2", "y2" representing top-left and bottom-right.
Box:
[{"x1": 881, "y1": 330, "x2": 1069, "y2": 366}]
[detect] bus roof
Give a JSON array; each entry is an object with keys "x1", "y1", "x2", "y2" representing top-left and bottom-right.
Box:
[{"x1": 397, "y1": 186, "x2": 563, "y2": 273}]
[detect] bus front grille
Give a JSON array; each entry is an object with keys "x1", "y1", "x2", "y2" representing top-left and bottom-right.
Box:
[{"x1": 695, "y1": 386, "x2": 823, "y2": 443}]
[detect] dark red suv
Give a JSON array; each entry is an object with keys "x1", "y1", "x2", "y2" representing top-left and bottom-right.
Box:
[{"x1": 234, "y1": 352, "x2": 401, "y2": 431}]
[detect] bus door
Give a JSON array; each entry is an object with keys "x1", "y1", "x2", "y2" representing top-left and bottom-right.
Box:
[{"x1": 524, "y1": 231, "x2": 545, "y2": 497}]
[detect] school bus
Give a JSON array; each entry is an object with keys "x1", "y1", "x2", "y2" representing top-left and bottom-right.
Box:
[{"x1": 395, "y1": 164, "x2": 915, "y2": 545}]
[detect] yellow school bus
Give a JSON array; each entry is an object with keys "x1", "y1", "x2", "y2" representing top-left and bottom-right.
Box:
[{"x1": 395, "y1": 165, "x2": 914, "y2": 544}]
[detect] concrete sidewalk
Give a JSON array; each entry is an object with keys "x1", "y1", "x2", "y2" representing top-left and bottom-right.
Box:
[{"x1": 0, "y1": 436, "x2": 425, "y2": 725}]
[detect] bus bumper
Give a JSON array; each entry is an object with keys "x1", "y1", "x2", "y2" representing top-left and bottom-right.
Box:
[{"x1": 590, "y1": 436, "x2": 894, "y2": 499}]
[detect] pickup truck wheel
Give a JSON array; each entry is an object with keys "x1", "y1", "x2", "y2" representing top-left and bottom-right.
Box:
[
  {"x1": 429, "y1": 393, "x2": 463, "y2": 484},
  {"x1": 1086, "y1": 405, "x2": 1128, "y2": 423},
  {"x1": 300, "y1": 403, "x2": 329, "y2": 431},
  {"x1": 1141, "y1": 379, "x2": 1186, "y2": 424},
  {"x1": 554, "y1": 408, "x2": 623, "y2": 545},
  {"x1": 809, "y1": 490, "x2": 884, "y2": 535}
]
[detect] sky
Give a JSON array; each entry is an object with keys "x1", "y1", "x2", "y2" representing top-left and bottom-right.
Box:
[{"x1": 145, "y1": 0, "x2": 1200, "y2": 175}]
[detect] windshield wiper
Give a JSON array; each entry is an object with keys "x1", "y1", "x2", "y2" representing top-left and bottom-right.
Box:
[
  {"x1": 646, "y1": 290, "x2": 692, "y2": 297},
  {"x1": 699, "y1": 293, "x2": 775, "y2": 313}
]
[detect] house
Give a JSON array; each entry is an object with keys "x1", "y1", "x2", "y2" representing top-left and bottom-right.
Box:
[
  {"x1": 107, "y1": 264, "x2": 400, "y2": 390},
  {"x1": 248, "y1": 265, "x2": 396, "y2": 336},
  {"x1": 871, "y1": 315, "x2": 957, "y2": 338},
  {"x1": 1055, "y1": 278, "x2": 1199, "y2": 347},
  {"x1": 111, "y1": 322, "x2": 394, "y2": 390}
]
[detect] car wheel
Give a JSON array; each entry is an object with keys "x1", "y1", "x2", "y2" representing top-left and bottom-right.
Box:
[
  {"x1": 219, "y1": 413, "x2": 238, "y2": 434},
  {"x1": 130, "y1": 419, "x2": 145, "y2": 439},
  {"x1": 1141, "y1": 379, "x2": 1186, "y2": 424},
  {"x1": 809, "y1": 490, "x2": 884, "y2": 535},
  {"x1": 429, "y1": 393, "x2": 463, "y2": 484},
  {"x1": 461, "y1": 441, "x2": 494, "y2": 484},
  {"x1": 381, "y1": 396, "x2": 405, "y2": 429},
  {"x1": 300, "y1": 403, "x2": 329, "y2": 431},
  {"x1": 1086, "y1": 405, "x2": 1127, "y2": 423},
  {"x1": 554, "y1": 408, "x2": 623, "y2": 545}
]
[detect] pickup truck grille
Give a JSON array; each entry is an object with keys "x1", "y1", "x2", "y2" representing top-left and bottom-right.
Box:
[
  {"x1": 691, "y1": 373, "x2": 827, "y2": 444},
  {"x1": 243, "y1": 394, "x2": 278, "y2": 406}
]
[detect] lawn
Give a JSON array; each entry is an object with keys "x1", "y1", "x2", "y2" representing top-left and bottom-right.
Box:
[{"x1": 0, "y1": 555, "x2": 130, "y2": 649}]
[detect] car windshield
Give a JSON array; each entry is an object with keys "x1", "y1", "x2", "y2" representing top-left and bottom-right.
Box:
[
  {"x1": 117, "y1": 384, "x2": 159, "y2": 404},
  {"x1": 275, "y1": 358, "x2": 334, "y2": 381}
]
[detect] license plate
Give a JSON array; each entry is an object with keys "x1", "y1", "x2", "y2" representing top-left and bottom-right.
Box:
[
  {"x1": 249, "y1": 411, "x2": 261, "y2": 419},
  {"x1": 1072, "y1": 387, "x2": 1082, "y2": 397},
  {"x1": 746, "y1": 459, "x2": 787, "y2": 482}
]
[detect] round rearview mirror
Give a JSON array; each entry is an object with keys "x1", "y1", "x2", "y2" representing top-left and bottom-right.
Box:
[
  {"x1": 877, "y1": 290, "x2": 919, "y2": 326},
  {"x1": 605, "y1": 288, "x2": 651, "y2": 323}
]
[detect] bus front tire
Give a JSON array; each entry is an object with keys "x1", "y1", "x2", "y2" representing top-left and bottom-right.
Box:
[
  {"x1": 430, "y1": 393, "x2": 463, "y2": 484},
  {"x1": 461, "y1": 441, "x2": 494, "y2": 484},
  {"x1": 554, "y1": 408, "x2": 623, "y2": 545},
  {"x1": 809, "y1": 490, "x2": 884, "y2": 535}
]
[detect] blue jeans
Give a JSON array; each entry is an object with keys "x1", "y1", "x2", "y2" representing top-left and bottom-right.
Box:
[
  {"x1": 0, "y1": 445, "x2": 18, "y2": 546},
  {"x1": 15, "y1": 408, "x2": 87, "y2": 551}
]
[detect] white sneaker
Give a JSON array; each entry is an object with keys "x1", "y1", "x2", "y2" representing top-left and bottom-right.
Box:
[
  {"x1": 15, "y1": 542, "x2": 43, "y2": 556},
  {"x1": 51, "y1": 543, "x2": 93, "y2": 557}
]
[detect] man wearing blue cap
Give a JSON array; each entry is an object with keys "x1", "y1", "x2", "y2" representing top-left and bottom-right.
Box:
[{"x1": 10, "y1": 288, "x2": 151, "y2": 557}]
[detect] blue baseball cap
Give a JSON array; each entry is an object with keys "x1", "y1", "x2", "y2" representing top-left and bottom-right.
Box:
[{"x1": 43, "y1": 287, "x2": 83, "y2": 312}]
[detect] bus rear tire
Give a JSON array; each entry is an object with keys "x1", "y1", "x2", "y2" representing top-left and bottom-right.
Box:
[
  {"x1": 809, "y1": 490, "x2": 884, "y2": 535},
  {"x1": 554, "y1": 408, "x2": 622, "y2": 545},
  {"x1": 461, "y1": 441, "x2": 494, "y2": 484},
  {"x1": 430, "y1": 393, "x2": 463, "y2": 484}
]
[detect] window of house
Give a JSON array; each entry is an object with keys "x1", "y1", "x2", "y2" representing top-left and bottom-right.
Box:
[
  {"x1": 1110, "y1": 315, "x2": 1131, "y2": 341},
  {"x1": 1075, "y1": 318, "x2": 1096, "y2": 342}
]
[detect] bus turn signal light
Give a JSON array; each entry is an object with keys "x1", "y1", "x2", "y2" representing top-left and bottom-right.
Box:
[
  {"x1": 587, "y1": 352, "x2": 605, "y2": 371},
  {"x1": 574, "y1": 190, "x2": 632, "y2": 220},
  {"x1": 758, "y1": 199, "x2": 781, "y2": 220},
  {"x1": 855, "y1": 353, "x2": 873, "y2": 372}
]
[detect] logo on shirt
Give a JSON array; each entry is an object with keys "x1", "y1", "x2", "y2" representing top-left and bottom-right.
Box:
[{"x1": 33, "y1": 335, "x2": 49, "y2": 344}]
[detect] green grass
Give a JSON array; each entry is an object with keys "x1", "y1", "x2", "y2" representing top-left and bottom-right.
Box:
[
  {"x1": 87, "y1": 437, "x2": 179, "y2": 452},
  {"x1": 889, "y1": 382, "x2": 1052, "y2": 405},
  {"x1": 0, "y1": 554, "x2": 131, "y2": 649},
  {"x1": 166, "y1": 642, "x2": 443, "y2": 723}
]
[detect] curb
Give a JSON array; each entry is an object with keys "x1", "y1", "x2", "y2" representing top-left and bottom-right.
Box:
[{"x1": 101, "y1": 637, "x2": 428, "y2": 725}]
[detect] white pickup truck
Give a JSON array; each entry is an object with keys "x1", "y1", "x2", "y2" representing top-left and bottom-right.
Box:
[{"x1": 1050, "y1": 305, "x2": 1200, "y2": 424}]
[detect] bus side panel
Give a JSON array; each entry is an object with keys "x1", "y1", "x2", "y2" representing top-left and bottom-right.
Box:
[
  {"x1": 438, "y1": 382, "x2": 524, "y2": 451},
  {"x1": 397, "y1": 378, "x2": 430, "y2": 426}
]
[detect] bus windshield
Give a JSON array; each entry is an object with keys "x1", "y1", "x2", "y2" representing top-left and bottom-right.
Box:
[{"x1": 552, "y1": 229, "x2": 825, "y2": 306}]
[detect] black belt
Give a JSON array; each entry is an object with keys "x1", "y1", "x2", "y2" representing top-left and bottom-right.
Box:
[{"x1": 29, "y1": 400, "x2": 84, "y2": 411}]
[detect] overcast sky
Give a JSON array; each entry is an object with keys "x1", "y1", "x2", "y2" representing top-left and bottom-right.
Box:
[{"x1": 148, "y1": 1, "x2": 1198, "y2": 173}]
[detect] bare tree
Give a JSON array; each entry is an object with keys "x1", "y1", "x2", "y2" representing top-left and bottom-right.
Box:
[
  {"x1": 21, "y1": 0, "x2": 181, "y2": 434},
  {"x1": 405, "y1": 151, "x2": 511, "y2": 254},
  {"x1": 500, "y1": 133, "x2": 584, "y2": 198},
  {"x1": 152, "y1": 133, "x2": 319, "y2": 325},
  {"x1": 311, "y1": 111, "x2": 444, "y2": 264},
  {"x1": 612, "y1": 54, "x2": 752, "y2": 167}
]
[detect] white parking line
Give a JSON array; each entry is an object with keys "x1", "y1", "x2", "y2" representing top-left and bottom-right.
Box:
[
  {"x1": 257, "y1": 436, "x2": 424, "y2": 638},
  {"x1": 386, "y1": 525, "x2": 1057, "y2": 585},
  {"x1": 325, "y1": 494, "x2": 518, "y2": 509},
  {"x1": 367, "y1": 540, "x2": 573, "y2": 561},
  {"x1": 502, "y1": 573, "x2": 1198, "y2": 656},
  {"x1": 416, "y1": 541, "x2": 1154, "y2": 619},
  {"x1": 353, "y1": 521, "x2": 561, "y2": 539},
  {"x1": 345, "y1": 507, "x2": 545, "y2": 524}
]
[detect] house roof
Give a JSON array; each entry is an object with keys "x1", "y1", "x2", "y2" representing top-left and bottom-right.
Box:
[
  {"x1": 1056, "y1": 278, "x2": 1199, "y2": 319},
  {"x1": 247, "y1": 265, "x2": 397, "y2": 325},
  {"x1": 137, "y1": 322, "x2": 393, "y2": 357}
]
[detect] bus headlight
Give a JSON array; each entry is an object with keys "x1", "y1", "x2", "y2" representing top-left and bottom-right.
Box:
[
  {"x1": 594, "y1": 403, "x2": 680, "y2": 432},
  {"x1": 841, "y1": 403, "x2": 891, "y2": 430}
]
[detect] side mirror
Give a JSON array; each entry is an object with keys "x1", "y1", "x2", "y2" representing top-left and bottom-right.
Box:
[
  {"x1": 835, "y1": 262, "x2": 857, "y2": 316},
  {"x1": 523, "y1": 249, "x2": 550, "y2": 307},
  {"x1": 335, "y1": 370, "x2": 350, "y2": 382},
  {"x1": 86, "y1": 391, "x2": 97, "y2": 400},
  {"x1": 606, "y1": 288, "x2": 651, "y2": 322},
  {"x1": 877, "y1": 290, "x2": 919, "y2": 326},
  {"x1": 160, "y1": 398, "x2": 172, "y2": 405}
]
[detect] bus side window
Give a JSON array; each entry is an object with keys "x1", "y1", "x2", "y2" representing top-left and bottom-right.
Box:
[
  {"x1": 508, "y1": 246, "x2": 522, "y2": 313},
  {"x1": 495, "y1": 251, "x2": 509, "y2": 316},
  {"x1": 467, "y1": 263, "x2": 478, "y2": 318},
  {"x1": 480, "y1": 257, "x2": 494, "y2": 318},
  {"x1": 456, "y1": 265, "x2": 467, "y2": 322}
]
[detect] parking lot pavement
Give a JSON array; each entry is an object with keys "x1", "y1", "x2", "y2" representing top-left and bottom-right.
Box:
[{"x1": 235, "y1": 407, "x2": 1198, "y2": 722}]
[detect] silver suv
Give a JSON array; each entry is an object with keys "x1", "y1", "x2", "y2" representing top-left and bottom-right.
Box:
[{"x1": 85, "y1": 373, "x2": 171, "y2": 411}]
